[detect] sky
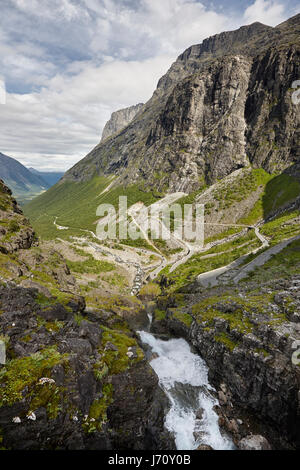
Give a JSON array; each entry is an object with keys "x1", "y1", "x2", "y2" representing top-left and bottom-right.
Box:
[{"x1": 0, "y1": 0, "x2": 299, "y2": 171}]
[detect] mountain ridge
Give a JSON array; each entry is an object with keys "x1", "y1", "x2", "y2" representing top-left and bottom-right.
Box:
[
  {"x1": 59, "y1": 13, "x2": 299, "y2": 192},
  {"x1": 28, "y1": 167, "x2": 64, "y2": 187}
]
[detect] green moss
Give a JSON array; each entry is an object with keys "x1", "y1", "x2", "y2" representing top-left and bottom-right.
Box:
[
  {"x1": 172, "y1": 310, "x2": 193, "y2": 327},
  {"x1": 45, "y1": 320, "x2": 64, "y2": 332},
  {"x1": 7, "y1": 220, "x2": 20, "y2": 233},
  {"x1": 30, "y1": 382, "x2": 63, "y2": 420},
  {"x1": 154, "y1": 309, "x2": 166, "y2": 321},
  {"x1": 21, "y1": 334, "x2": 32, "y2": 343},
  {"x1": 214, "y1": 333, "x2": 239, "y2": 352},
  {"x1": 192, "y1": 295, "x2": 254, "y2": 334},
  {"x1": 83, "y1": 384, "x2": 114, "y2": 433},
  {"x1": 0, "y1": 347, "x2": 65, "y2": 408},
  {"x1": 35, "y1": 289, "x2": 73, "y2": 313},
  {"x1": 74, "y1": 313, "x2": 85, "y2": 326},
  {"x1": 255, "y1": 348, "x2": 270, "y2": 358},
  {"x1": 94, "y1": 327, "x2": 144, "y2": 377}
]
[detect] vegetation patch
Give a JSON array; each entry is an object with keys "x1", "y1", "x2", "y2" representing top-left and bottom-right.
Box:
[
  {"x1": 0, "y1": 347, "x2": 65, "y2": 409},
  {"x1": 93, "y1": 327, "x2": 144, "y2": 377},
  {"x1": 83, "y1": 384, "x2": 114, "y2": 433},
  {"x1": 66, "y1": 254, "x2": 115, "y2": 274},
  {"x1": 214, "y1": 333, "x2": 239, "y2": 352}
]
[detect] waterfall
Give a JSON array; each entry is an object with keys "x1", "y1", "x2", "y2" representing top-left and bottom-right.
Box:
[{"x1": 139, "y1": 331, "x2": 234, "y2": 450}]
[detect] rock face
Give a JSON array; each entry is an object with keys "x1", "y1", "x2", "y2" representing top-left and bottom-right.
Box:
[
  {"x1": 0, "y1": 284, "x2": 173, "y2": 450},
  {"x1": 0, "y1": 179, "x2": 36, "y2": 254},
  {"x1": 63, "y1": 14, "x2": 300, "y2": 191},
  {"x1": 101, "y1": 103, "x2": 144, "y2": 142},
  {"x1": 0, "y1": 180, "x2": 174, "y2": 450},
  {"x1": 157, "y1": 275, "x2": 300, "y2": 449}
]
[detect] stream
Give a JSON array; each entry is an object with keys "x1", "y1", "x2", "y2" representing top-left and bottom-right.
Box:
[{"x1": 138, "y1": 319, "x2": 234, "y2": 450}]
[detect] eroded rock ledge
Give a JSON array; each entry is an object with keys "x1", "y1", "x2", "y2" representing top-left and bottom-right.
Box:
[
  {"x1": 0, "y1": 284, "x2": 174, "y2": 450},
  {"x1": 152, "y1": 275, "x2": 300, "y2": 449}
]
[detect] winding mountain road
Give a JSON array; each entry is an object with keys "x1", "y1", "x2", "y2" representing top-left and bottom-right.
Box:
[
  {"x1": 233, "y1": 234, "x2": 300, "y2": 283},
  {"x1": 198, "y1": 231, "x2": 298, "y2": 288}
]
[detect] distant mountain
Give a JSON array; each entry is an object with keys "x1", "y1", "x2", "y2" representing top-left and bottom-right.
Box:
[
  {"x1": 0, "y1": 152, "x2": 49, "y2": 204},
  {"x1": 28, "y1": 168, "x2": 64, "y2": 186}
]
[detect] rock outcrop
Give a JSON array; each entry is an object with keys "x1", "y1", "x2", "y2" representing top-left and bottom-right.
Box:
[
  {"x1": 0, "y1": 180, "x2": 36, "y2": 254},
  {"x1": 155, "y1": 273, "x2": 300, "y2": 449},
  {"x1": 101, "y1": 103, "x2": 144, "y2": 142}
]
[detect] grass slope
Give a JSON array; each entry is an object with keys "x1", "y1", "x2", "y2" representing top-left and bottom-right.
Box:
[{"x1": 24, "y1": 175, "x2": 160, "y2": 240}]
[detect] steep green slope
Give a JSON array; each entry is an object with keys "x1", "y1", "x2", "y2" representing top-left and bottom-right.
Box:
[{"x1": 24, "y1": 175, "x2": 160, "y2": 240}]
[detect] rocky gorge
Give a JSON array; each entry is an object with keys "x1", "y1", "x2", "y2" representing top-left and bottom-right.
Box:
[{"x1": 150, "y1": 264, "x2": 300, "y2": 449}]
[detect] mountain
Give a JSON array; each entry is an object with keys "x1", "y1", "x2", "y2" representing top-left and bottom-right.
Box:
[
  {"x1": 28, "y1": 167, "x2": 64, "y2": 186},
  {"x1": 25, "y1": 14, "x2": 300, "y2": 241},
  {"x1": 0, "y1": 152, "x2": 49, "y2": 204},
  {"x1": 4, "y1": 14, "x2": 300, "y2": 450},
  {"x1": 60, "y1": 14, "x2": 299, "y2": 191},
  {"x1": 101, "y1": 103, "x2": 144, "y2": 142}
]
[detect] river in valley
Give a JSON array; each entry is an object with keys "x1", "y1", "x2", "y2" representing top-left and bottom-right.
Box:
[{"x1": 139, "y1": 328, "x2": 234, "y2": 450}]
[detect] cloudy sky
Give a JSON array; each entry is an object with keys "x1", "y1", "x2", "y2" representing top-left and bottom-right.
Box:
[{"x1": 0, "y1": 0, "x2": 299, "y2": 171}]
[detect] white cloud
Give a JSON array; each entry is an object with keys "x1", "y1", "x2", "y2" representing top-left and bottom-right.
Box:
[
  {"x1": 11, "y1": 0, "x2": 89, "y2": 21},
  {"x1": 243, "y1": 0, "x2": 286, "y2": 26},
  {"x1": 0, "y1": 55, "x2": 171, "y2": 171}
]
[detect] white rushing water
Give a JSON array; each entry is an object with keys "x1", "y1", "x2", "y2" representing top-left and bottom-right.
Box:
[{"x1": 139, "y1": 331, "x2": 234, "y2": 450}]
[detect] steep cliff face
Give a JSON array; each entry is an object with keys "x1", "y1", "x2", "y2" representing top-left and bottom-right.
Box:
[
  {"x1": 146, "y1": 55, "x2": 252, "y2": 188},
  {"x1": 245, "y1": 46, "x2": 300, "y2": 172},
  {"x1": 62, "y1": 14, "x2": 300, "y2": 192},
  {"x1": 101, "y1": 103, "x2": 144, "y2": 142}
]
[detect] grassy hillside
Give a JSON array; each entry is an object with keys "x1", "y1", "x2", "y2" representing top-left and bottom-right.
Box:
[
  {"x1": 24, "y1": 175, "x2": 160, "y2": 240},
  {"x1": 24, "y1": 167, "x2": 300, "y2": 250}
]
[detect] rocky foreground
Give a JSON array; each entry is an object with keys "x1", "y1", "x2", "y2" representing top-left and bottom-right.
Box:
[{"x1": 0, "y1": 180, "x2": 174, "y2": 450}]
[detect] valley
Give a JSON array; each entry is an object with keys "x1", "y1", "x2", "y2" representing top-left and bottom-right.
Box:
[{"x1": 1, "y1": 12, "x2": 300, "y2": 452}]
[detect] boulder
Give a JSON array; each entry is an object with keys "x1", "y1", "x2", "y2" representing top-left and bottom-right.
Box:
[{"x1": 238, "y1": 435, "x2": 272, "y2": 450}]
